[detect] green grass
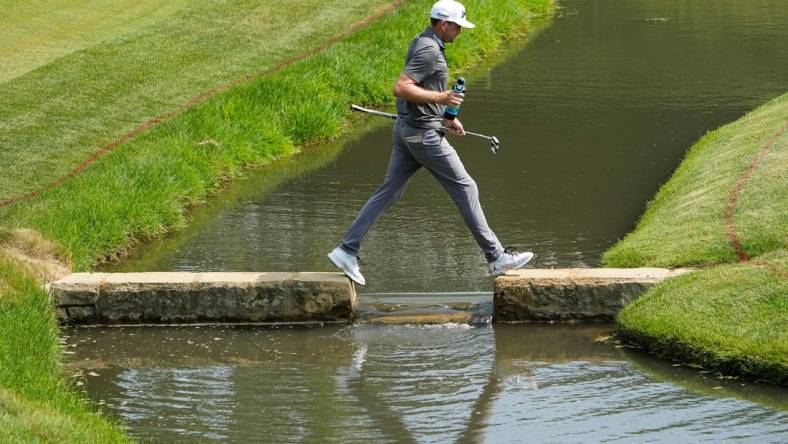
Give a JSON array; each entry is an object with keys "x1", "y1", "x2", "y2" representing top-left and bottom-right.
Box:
[
  {"x1": 0, "y1": 0, "x2": 394, "y2": 202},
  {"x1": 603, "y1": 93, "x2": 788, "y2": 268},
  {"x1": 0, "y1": 255, "x2": 130, "y2": 443},
  {"x1": 603, "y1": 92, "x2": 787, "y2": 383},
  {"x1": 0, "y1": 0, "x2": 192, "y2": 83},
  {"x1": 617, "y1": 250, "x2": 788, "y2": 385},
  {"x1": 0, "y1": 0, "x2": 554, "y2": 270}
]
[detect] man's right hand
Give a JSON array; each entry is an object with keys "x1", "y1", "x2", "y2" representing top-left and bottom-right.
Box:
[
  {"x1": 443, "y1": 117, "x2": 465, "y2": 136},
  {"x1": 439, "y1": 90, "x2": 464, "y2": 107}
]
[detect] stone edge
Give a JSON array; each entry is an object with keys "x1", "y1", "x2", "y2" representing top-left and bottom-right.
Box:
[{"x1": 51, "y1": 272, "x2": 356, "y2": 325}]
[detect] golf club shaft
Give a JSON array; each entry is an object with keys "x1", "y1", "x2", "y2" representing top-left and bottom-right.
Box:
[
  {"x1": 350, "y1": 104, "x2": 397, "y2": 120},
  {"x1": 463, "y1": 130, "x2": 493, "y2": 141},
  {"x1": 351, "y1": 104, "x2": 494, "y2": 141}
]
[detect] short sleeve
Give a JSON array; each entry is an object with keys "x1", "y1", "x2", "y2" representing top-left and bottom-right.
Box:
[{"x1": 402, "y1": 42, "x2": 438, "y2": 84}]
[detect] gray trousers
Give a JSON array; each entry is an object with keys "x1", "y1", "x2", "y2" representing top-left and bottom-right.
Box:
[{"x1": 340, "y1": 120, "x2": 504, "y2": 262}]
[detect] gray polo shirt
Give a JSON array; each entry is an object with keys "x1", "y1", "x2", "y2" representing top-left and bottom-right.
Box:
[{"x1": 396, "y1": 27, "x2": 448, "y2": 129}]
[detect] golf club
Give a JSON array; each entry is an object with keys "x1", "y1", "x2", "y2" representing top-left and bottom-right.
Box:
[{"x1": 350, "y1": 104, "x2": 501, "y2": 154}]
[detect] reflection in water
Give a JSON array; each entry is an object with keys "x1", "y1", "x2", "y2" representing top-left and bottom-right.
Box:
[
  {"x1": 67, "y1": 325, "x2": 788, "y2": 443},
  {"x1": 115, "y1": 367, "x2": 236, "y2": 440},
  {"x1": 622, "y1": 347, "x2": 788, "y2": 413},
  {"x1": 345, "y1": 325, "x2": 494, "y2": 443},
  {"x1": 484, "y1": 361, "x2": 783, "y2": 442}
]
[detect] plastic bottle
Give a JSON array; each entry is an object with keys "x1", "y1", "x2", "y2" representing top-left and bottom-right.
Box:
[{"x1": 443, "y1": 77, "x2": 466, "y2": 120}]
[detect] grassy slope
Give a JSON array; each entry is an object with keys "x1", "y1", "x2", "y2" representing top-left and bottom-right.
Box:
[
  {"x1": 603, "y1": 93, "x2": 787, "y2": 268},
  {"x1": 1, "y1": 0, "x2": 553, "y2": 270},
  {"x1": 603, "y1": 93, "x2": 787, "y2": 384},
  {"x1": 0, "y1": 0, "x2": 393, "y2": 201},
  {"x1": 0, "y1": 256, "x2": 130, "y2": 443}
]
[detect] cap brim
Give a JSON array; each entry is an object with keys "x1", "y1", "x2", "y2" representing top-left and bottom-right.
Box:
[{"x1": 451, "y1": 18, "x2": 475, "y2": 28}]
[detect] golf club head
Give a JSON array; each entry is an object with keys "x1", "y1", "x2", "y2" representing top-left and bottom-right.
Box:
[{"x1": 490, "y1": 136, "x2": 500, "y2": 154}]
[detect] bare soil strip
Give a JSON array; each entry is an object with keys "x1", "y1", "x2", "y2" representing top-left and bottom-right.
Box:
[{"x1": 724, "y1": 121, "x2": 787, "y2": 262}]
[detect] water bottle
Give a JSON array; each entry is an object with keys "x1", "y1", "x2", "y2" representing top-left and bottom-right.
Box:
[{"x1": 443, "y1": 77, "x2": 466, "y2": 120}]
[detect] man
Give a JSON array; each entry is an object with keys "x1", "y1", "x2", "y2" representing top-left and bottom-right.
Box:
[{"x1": 328, "y1": 0, "x2": 533, "y2": 285}]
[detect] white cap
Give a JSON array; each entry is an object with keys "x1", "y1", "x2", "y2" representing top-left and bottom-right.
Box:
[{"x1": 430, "y1": 0, "x2": 475, "y2": 29}]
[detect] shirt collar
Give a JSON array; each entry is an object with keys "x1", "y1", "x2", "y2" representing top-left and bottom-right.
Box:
[{"x1": 425, "y1": 26, "x2": 445, "y2": 50}]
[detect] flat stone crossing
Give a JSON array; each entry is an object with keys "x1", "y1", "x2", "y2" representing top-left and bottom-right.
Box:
[
  {"x1": 51, "y1": 268, "x2": 691, "y2": 325},
  {"x1": 494, "y1": 268, "x2": 693, "y2": 322},
  {"x1": 51, "y1": 272, "x2": 356, "y2": 325}
]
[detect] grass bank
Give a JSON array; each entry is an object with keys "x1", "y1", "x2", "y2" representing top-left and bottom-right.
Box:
[
  {"x1": 1, "y1": 0, "x2": 553, "y2": 440},
  {"x1": 0, "y1": 255, "x2": 130, "y2": 443},
  {"x1": 604, "y1": 93, "x2": 787, "y2": 384}
]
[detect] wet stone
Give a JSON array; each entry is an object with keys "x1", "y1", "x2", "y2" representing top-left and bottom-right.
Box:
[
  {"x1": 51, "y1": 282, "x2": 99, "y2": 306},
  {"x1": 66, "y1": 305, "x2": 97, "y2": 320},
  {"x1": 494, "y1": 268, "x2": 693, "y2": 322},
  {"x1": 50, "y1": 272, "x2": 355, "y2": 325}
]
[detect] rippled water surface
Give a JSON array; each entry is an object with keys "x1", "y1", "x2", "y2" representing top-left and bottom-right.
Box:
[
  {"x1": 67, "y1": 324, "x2": 788, "y2": 442},
  {"x1": 85, "y1": 0, "x2": 788, "y2": 441}
]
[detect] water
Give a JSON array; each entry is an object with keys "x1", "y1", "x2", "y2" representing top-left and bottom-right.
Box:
[
  {"x1": 83, "y1": 0, "x2": 788, "y2": 441},
  {"x1": 66, "y1": 324, "x2": 788, "y2": 442}
]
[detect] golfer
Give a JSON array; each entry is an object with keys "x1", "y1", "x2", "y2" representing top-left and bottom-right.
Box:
[{"x1": 329, "y1": 0, "x2": 533, "y2": 285}]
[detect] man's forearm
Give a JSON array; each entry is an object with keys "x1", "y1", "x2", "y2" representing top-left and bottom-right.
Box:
[{"x1": 393, "y1": 81, "x2": 444, "y2": 104}]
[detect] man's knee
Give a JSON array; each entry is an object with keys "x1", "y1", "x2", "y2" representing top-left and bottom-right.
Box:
[
  {"x1": 377, "y1": 176, "x2": 410, "y2": 203},
  {"x1": 447, "y1": 176, "x2": 478, "y2": 205},
  {"x1": 461, "y1": 176, "x2": 479, "y2": 198}
]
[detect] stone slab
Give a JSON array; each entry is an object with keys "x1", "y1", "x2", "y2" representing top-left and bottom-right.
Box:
[
  {"x1": 361, "y1": 312, "x2": 474, "y2": 325},
  {"x1": 494, "y1": 268, "x2": 692, "y2": 322},
  {"x1": 51, "y1": 272, "x2": 356, "y2": 325}
]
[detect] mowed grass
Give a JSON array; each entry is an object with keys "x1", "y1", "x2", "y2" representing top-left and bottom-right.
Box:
[
  {"x1": 602, "y1": 93, "x2": 788, "y2": 268},
  {"x1": 0, "y1": 0, "x2": 192, "y2": 83},
  {"x1": 604, "y1": 93, "x2": 787, "y2": 383},
  {"x1": 0, "y1": 0, "x2": 554, "y2": 270},
  {"x1": 0, "y1": 255, "x2": 130, "y2": 443},
  {"x1": 0, "y1": 0, "x2": 394, "y2": 202}
]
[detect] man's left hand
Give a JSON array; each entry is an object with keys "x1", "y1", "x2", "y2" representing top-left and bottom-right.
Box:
[{"x1": 443, "y1": 118, "x2": 465, "y2": 136}]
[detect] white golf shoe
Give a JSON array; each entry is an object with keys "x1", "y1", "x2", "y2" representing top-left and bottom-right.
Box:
[
  {"x1": 489, "y1": 249, "x2": 534, "y2": 277},
  {"x1": 328, "y1": 247, "x2": 366, "y2": 286}
]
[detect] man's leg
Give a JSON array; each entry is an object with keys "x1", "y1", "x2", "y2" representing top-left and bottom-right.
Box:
[
  {"x1": 340, "y1": 126, "x2": 421, "y2": 256},
  {"x1": 407, "y1": 129, "x2": 504, "y2": 262}
]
